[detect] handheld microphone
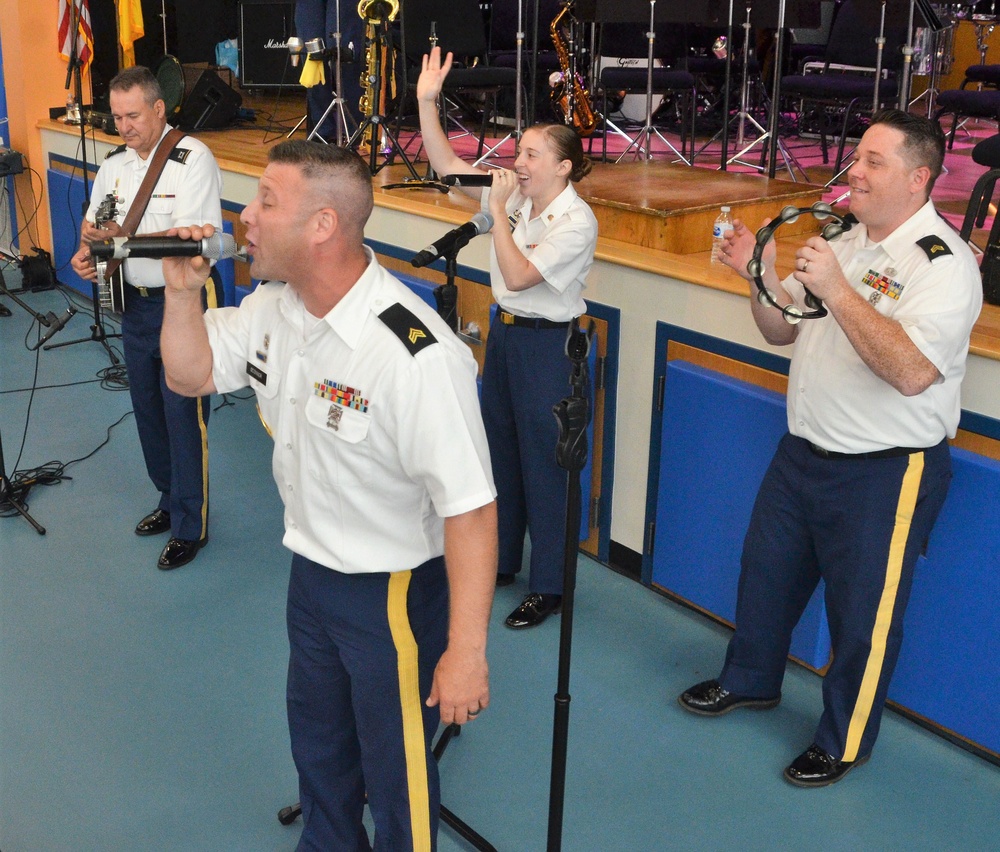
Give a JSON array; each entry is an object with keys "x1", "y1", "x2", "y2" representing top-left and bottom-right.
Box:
[
  {"x1": 411, "y1": 212, "x2": 494, "y2": 268},
  {"x1": 89, "y1": 233, "x2": 239, "y2": 261},
  {"x1": 441, "y1": 174, "x2": 496, "y2": 188},
  {"x1": 33, "y1": 308, "x2": 77, "y2": 349},
  {"x1": 288, "y1": 36, "x2": 304, "y2": 67}
]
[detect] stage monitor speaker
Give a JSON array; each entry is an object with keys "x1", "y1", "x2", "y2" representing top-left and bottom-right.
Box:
[
  {"x1": 239, "y1": 0, "x2": 300, "y2": 90},
  {"x1": 176, "y1": 70, "x2": 243, "y2": 131}
]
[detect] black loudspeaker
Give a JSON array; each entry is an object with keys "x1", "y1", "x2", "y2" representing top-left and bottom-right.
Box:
[
  {"x1": 21, "y1": 248, "x2": 57, "y2": 292},
  {"x1": 239, "y1": 0, "x2": 299, "y2": 89},
  {"x1": 176, "y1": 70, "x2": 243, "y2": 131}
]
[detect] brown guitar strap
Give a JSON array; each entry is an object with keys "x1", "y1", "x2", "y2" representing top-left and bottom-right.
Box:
[{"x1": 103, "y1": 126, "x2": 186, "y2": 282}]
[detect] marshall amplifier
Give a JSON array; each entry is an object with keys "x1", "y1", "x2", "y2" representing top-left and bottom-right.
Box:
[{"x1": 239, "y1": 0, "x2": 301, "y2": 90}]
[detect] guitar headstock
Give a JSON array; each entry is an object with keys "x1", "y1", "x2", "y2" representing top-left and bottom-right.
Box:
[{"x1": 94, "y1": 192, "x2": 121, "y2": 228}]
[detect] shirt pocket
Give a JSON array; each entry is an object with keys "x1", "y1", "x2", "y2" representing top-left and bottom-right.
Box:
[
  {"x1": 303, "y1": 394, "x2": 374, "y2": 487},
  {"x1": 147, "y1": 197, "x2": 175, "y2": 217},
  {"x1": 248, "y1": 367, "x2": 278, "y2": 436}
]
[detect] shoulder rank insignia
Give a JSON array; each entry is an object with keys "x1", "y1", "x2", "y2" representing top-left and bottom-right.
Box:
[
  {"x1": 168, "y1": 147, "x2": 192, "y2": 165},
  {"x1": 378, "y1": 303, "x2": 437, "y2": 356},
  {"x1": 105, "y1": 144, "x2": 127, "y2": 159},
  {"x1": 916, "y1": 235, "x2": 952, "y2": 261}
]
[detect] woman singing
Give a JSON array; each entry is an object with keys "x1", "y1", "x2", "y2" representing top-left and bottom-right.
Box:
[{"x1": 417, "y1": 47, "x2": 599, "y2": 630}]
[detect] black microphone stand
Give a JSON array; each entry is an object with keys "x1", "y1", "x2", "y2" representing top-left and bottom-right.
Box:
[
  {"x1": 419, "y1": 239, "x2": 496, "y2": 852},
  {"x1": 0, "y1": 424, "x2": 45, "y2": 535},
  {"x1": 47, "y1": 0, "x2": 122, "y2": 365},
  {"x1": 0, "y1": 276, "x2": 77, "y2": 352},
  {"x1": 0, "y1": 272, "x2": 52, "y2": 535},
  {"x1": 546, "y1": 319, "x2": 592, "y2": 852}
]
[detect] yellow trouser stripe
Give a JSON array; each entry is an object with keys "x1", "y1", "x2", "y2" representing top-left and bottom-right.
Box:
[
  {"x1": 386, "y1": 571, "x2": 432, "y2": 852},
  {"x1": 197, "y1": 395, "x2": 210, "y2": 540},
  {"x1": 204, "y1": 277, "x2": 219, "y2": 310},
  {"x1": 843, "y1": 452, "x2": 925, "y2": 762}
]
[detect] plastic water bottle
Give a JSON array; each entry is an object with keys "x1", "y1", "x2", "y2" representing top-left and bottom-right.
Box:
[
  {"x1": 65, "y1": 93, "x2": 80, "y2": 125},
  {"x1": 711, "y1": 206, "x2": 733, "y2": 264}
]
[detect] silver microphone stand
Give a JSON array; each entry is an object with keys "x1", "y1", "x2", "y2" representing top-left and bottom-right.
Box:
[
  {"x1": 617, "y1": 0, "x2": 689, "y2": 163},
  {"x1": 474, "y1": 0, "x2": 526, "y2": 165},
  {"x1": 288, "y1": 0, "x2": 358, "y2": 146},
  {"x1": 898, "y1": 0, "x2": 916, "y2": 110},
  {"x1": 309, "y1": 0, "x2": 357, "y2": 145}
]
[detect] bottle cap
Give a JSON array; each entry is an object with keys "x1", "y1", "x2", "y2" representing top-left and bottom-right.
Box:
[{"x1": 721, "y1": 206, "x2": 730, "y2": 212}]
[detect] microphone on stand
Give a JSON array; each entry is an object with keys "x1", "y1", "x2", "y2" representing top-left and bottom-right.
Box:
[
  {"x1": 288, "y1": 36, "x2": 304, "y2": 67},
  {"x1": 32, "y1": 308, "x2": 77, "y2": 350},
  {"x1": 89, "y1": 233, "x2": 240, "y2": 261},
  {"x1": 411, "y1": 213, "x2": 494, "y2": 268},
  {"x1": 441, "y1": 174, "x2": 497, "y2": 187}
]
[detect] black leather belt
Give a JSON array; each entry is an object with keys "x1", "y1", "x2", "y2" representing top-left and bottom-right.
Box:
[
  {"x1": 498, "y1": 310, "x2": 570, "y2": 330},
  {"x1": 808, "y1": 442, "x2": 925, "y2": 460},
  {"x1": 127, "y1": 283, "x2": 165, "y2": 299}
]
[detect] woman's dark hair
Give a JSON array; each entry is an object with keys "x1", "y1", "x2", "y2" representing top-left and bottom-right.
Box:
[{"x1": 535, "y1": 123, "x2": 593, "y2": 182}]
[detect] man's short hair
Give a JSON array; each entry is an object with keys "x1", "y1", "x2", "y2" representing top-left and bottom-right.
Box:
[
  {"x1": 869, "y1": 109, "x2": 946, "y2": 193},
  {"x1": 108, "y1": 66, "x2": 165, "y2": 107},
  {"x1": 268, "y1": 140, "x2": 375, "y2": 232}
]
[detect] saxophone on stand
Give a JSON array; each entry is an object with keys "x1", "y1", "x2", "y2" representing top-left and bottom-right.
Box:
[
  {"x1": 358, "y1": 0, "x2": 399, "y2": 152},
  {"x1": 549, "y1": 1, "x2": 599, "y2": 137}
]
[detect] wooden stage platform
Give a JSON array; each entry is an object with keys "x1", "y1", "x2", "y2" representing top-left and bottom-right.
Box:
[{"x1": 168, "y1": 113, "x2": 827, "y2": 258}]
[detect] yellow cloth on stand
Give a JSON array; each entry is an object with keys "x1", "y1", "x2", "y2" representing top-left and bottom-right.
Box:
[
  {"x1": 299, "y1": 57, "x2": 326, "y2": 88},
  {"x1": 117, "y1": 0, "x2": 145, "y2": 67}
]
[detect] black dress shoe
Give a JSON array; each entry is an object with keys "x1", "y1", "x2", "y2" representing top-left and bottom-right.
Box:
[
  {"x1": 496, "y1": 573, "x2": 516, "y2": 587},
  {"x1": 504, "y1": 593, "x2": 562, "y2": 629},
  {"x1": 678, "y1": 679, "x2": 781, "y2": 716},
  {"x1": 157, "y1": 537, "x2": 207, "y2": 571},
  {"x1": 135, "y1": 509, "x2": 171, "y2": 537},
  {"x1": 784, "y1": 743, "x2": 870, "y2": 788}
]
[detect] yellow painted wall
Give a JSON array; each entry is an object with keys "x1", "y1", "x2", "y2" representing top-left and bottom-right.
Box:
[{"x1": 0, "y1": 0, "x2": 92, "y2": 252}]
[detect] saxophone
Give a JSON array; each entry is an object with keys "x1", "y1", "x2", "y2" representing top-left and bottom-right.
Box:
[
  {"x1": 549, "y1": 1, "x2": 598, "y2": 137},
  {"x1": 358, "y1": 0, "x2": 399, "y2": 149}
]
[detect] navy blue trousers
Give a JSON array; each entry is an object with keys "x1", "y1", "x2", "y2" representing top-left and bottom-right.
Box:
[
  {"x1": 721, "y1": 433, "x2": 952, "y2": 762},
  {"x1": 121, "y1": 286, "x2": 209, "y2": 542},
  {"x1": 287, "y1": 554, "x2": 448, "y2": 852},
  {"x1": 482, "y1": 318, "x2": 573, "y2": 595}
]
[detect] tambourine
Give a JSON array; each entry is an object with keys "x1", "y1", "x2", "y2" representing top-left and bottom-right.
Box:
[{"x1": 746, "y1": 203, "x2": 854, "y2": 325}]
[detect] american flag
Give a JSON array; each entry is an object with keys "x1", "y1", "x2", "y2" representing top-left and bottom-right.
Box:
[{"x1": 57, "y1": 0, "x2": 93, "y2": 71}]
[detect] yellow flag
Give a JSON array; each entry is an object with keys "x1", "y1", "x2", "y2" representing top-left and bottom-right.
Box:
[{"x1": 118, "y1": 0, "x2": 145, "y2": 67}]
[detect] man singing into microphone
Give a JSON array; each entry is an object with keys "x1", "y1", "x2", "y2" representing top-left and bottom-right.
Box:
[
  {"x1": 159, "y1": 140, "x2": 497, "y2": 849},
  {"x1": 71, "y1": 66, "x2": 223, "y2": 570}
]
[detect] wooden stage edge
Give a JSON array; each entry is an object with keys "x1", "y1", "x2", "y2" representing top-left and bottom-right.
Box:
[{"x1": 41, "y1": 119, "x2": 1000, "y2": 360}]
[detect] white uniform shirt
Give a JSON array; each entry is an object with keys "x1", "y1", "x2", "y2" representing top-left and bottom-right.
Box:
[
  {"x1": 86, "y1": 124, "x2": 224, "y2": 289},
  {"x1": 484, "y1": 183, "x2": 598, "y2": 321},
  {"x1": 784, "y1": 200, "x2": 982, "y2": 453},
  {"x1": 203, "y1": 250, "x2": 496, "y2": 573}
]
